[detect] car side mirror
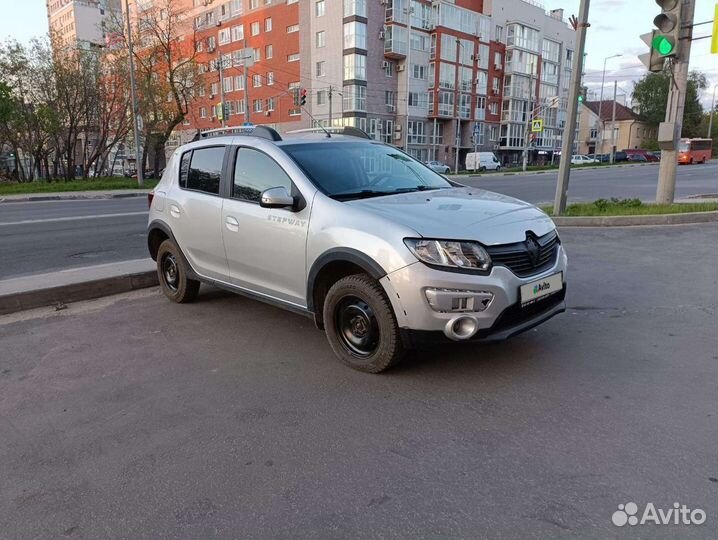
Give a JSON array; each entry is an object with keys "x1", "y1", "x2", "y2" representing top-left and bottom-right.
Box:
[{"x1": 260, "y1": 186, "x2": 295, "y2": 210}]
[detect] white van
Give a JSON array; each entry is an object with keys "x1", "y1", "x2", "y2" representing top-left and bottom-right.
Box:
[{"x1": 466, "y1": 152, "x2": 502, "y2": 172}]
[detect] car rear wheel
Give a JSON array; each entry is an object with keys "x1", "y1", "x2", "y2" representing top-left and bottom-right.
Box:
[
  {"x1": 157, "y1": 239, "x2": 200, "y2": 303},
  {"x1": 479, "y1": 166, "x2": 486, "y2": 172},
  {"x1": 323, "y1": 274, "x2": 405, "y2": 373}
]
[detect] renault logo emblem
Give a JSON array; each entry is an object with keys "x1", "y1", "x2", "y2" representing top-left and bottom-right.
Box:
[{"x1": 526, "y1": 235, "x2": 540, "y2": 266}]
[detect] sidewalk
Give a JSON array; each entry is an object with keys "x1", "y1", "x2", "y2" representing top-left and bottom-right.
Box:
[
  {"x1": 0, "y1": 189, "x2": 151, "y2": 203},
  {"x1": 0, "y1": 259, "x2": 156, "y2": 315}
]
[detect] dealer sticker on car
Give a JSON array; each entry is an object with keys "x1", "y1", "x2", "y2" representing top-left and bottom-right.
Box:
[{"x1": 520, "y1": 272, "x2": 563, "y2": 306}]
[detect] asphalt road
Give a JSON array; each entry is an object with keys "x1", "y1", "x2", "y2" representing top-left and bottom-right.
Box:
[
  {"x1": 1, "y1": 224, "x2": 716, "y2": 540},
  {"x1": 458, "y1": 162, "x2": 718, "y2": 204},
  {"x1": 0, "y1": 198, "x2": 148, "y2": 279},
  {"x1": 0, "y1": 163, "x2": 716, "y2": 279}
]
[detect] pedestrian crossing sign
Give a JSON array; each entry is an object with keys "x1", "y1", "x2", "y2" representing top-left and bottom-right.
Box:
[{"x1": 531, "y1": 119, "x2": 544, "y2": 133}]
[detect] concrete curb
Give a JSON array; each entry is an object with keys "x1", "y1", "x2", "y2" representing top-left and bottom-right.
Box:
[
  {"x1": 0, "y1": 259, "x2": 158, "y2": 316},
  {"x1": 0, "y1": 191, "x2": 150, "y2": 203},
  {"x1": 0, "y1": 271, "x2": 157, "y2": 316},
  {"x1": 553, "y1": 211, "x2": 718, "y2": 227}
]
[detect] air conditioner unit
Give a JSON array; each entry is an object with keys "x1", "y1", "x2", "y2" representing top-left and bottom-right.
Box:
[
  {"x1": 208, "y1": 46, "x2": 216, "y2": 52},
  {"x1": 396, "y1": 64, "x2": 405, "y2": 72},
  {"x1": 393, "y1": 132, "x2": 402, "y2": 141},
  {"x1": 379, "y1": 30, "x2": 385, "y2": 40},
  {"x1": 492, "y1": 88, "x2": 499, "y2": 95},
  {"x1": 386, "y1": 104, "x2": 396, "y2": 111},
  {"x1": 494, "y1": 63, "x2": 502, "y2": 70},
  {"x1": 264, "y1": 111, "x2": 271, "y2": 116},
  {"x1": 382, "y1": 60, "x2": 390, "y2": 69}
]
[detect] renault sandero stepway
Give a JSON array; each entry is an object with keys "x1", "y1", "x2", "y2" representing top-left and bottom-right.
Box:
[{"x1": 147, "y1": 126, "x2": 567, "y2": 373}]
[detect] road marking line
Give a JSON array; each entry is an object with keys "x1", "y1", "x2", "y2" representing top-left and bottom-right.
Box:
[{"x1": 0, "y1": 211, "x2": 149, "y2": 226}]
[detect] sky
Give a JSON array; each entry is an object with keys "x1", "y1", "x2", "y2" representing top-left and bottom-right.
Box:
[{"x1": 0, "y1": 0, "x2": 716, "y2": 107}]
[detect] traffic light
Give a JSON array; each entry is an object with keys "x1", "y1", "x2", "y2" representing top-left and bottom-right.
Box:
[
  {"x1": 639, "y1": 0, "x2": 683, "y2": 72},
  {"x1": 300, "y1": 88, "x2": 307, "y2": 107},
  {"x1": 216, "y1": 102, "x2": 224, "y2": 121},
  {"x1": 577, "y1": 86, "x2": 587, "y2": 104}
]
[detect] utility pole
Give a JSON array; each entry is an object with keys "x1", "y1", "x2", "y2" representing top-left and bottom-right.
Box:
[
  {"x1": 218, "y1": 53, "x2": 226, "y2": 128},
  {"x1": 433, "y1": 118, "x2": 438, "y2": 161},
  {"x1": 404, "y1": 5, "x2": 414, "y2": 152},
  {"x1": 522, "y1": 61, "x2": 535, "y2": 172},
  {"x1": 609, "y1": 80, "x2": 618, "y2": 163},
  {"x1": 553, "y1": 0, "x2": 591, "y2": 215},
  {"x1": 656, "y1": 0, "x2": 695, "y2": 204},
  {"x1": 124, "y1": 0, "x2": 143, "y2": 188},
  {"x1": 328, "y1": 86, "x2": 333, "y2": 128},
  {"x1": 596, "y1": 54, "x2": 621, "y2": 155},
  {"x1": 243, "y1": 39, "x2": 250, "y2": 124},
  {"x1": 454, "y1": 38, "x2": 461, "y2": 174},
  {"x1": 707, "y1": 85, "x2": 716, "y2": 138}
]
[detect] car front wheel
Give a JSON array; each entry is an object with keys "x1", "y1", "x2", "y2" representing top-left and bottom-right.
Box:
[
  {"x1": 156, "y1": 239, "x2": 200, "y2": 303},
  {"x1": 323, "y1": 274, "x2": 405, "y2": 373}
]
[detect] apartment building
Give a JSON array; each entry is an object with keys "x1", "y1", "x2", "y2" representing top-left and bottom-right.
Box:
[
  {"x1": 578, "y1": 101, "x2": 657, "y2": 155},
  {"x1": 175, "y1": 0, "x2": 576, "y2": 169},
  {"x1": 47, "y1": 0, "x2": 120, "y2": 50}
]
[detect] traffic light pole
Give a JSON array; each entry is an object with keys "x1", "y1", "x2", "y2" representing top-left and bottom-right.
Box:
[
  {"x1": 522, "y1": 61, "x2": 535, "y2": 172},
  {"x1": 553, "y1": 0, "x2": 591, "y2": 215},
  {"x1": 656, "y1": 0, "x2": 695, "y2": 204}
]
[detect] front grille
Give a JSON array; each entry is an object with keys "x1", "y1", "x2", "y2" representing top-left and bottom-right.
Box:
[{"x1": 486, "y1": 230, "x2": 560, "y2": 277}]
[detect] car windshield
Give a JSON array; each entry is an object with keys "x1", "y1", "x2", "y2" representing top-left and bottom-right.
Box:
[
  {"x1": 678, "y1": 142, "x2": 690, "y2": 152},
  {"x1": 282, "y1": 141, "x2": 452, "y2": 199}
]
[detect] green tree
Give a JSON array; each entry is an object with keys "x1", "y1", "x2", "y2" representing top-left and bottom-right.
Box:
[{"x1": 631, "y1": 69, "x2": 708, "y2": 137}]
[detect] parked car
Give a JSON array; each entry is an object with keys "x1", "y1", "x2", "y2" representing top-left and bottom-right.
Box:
[
  {"x1": 624, "y1": 148, "x2": 658, "y2": 162},
  {"x1": 426, "y1": 160, "x2": 451, "y2": 174},
  {"x1": 587, "y1": 153, "x2": 610, "y2": 163},
  {"x1": 465, "y1": 152, "x2": 502, "y2": 172},
  {"x1": 570, "y1": 155, "x2": 598, "y2": 165},
  {"x1": 147, "y1": 126, "x2": 567, "y2": 373},
  {"x1": 626, "y1": 153, "x2": 648, "y2": 162},
  {"x1": 613, "y1": 151, "x2": 629, "y2": 162}
]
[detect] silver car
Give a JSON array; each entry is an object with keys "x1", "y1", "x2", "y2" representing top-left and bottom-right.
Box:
[
  {"x1": 147, "y1": 126, "x2": 567, "y2": 373},
  {"x1": 426, "y1": 160, "x2": 451, "y2": 174}
]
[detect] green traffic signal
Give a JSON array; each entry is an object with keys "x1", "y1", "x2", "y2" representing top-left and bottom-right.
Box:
[
  {"x1": 578, "y1": 95, "x2": 584, "y2": 103},
  {"x1": 652, "y1": 35, "x2": 674, "y2": 56}
]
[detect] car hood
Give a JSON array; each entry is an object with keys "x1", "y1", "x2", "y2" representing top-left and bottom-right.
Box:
[{"x1": 347, "y1": 187, "x2": 555, "y2": 245}]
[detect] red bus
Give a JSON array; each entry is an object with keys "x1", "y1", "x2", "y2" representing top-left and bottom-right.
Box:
[{"x1": 678, "y1": 138, "x2": 712, "y2": 164}]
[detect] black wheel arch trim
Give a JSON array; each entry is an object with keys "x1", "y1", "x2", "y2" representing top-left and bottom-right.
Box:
[
  {"x1": 147, "y1": 219, "x2": 200, "y2": 280},
  {"x1": 306, "y1": 248, "x2": 387, "y2": 312}
]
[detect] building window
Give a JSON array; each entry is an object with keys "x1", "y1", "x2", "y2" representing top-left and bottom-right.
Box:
[
  {"x1": 252, "y1": 48, "x2": 260, "y2": 62},
  {"x1": 495, "y1": 25, "x2": 503, "y2": 43},
  {"x1": 408, "y1": 92, "x2": 428, "y2": 110},
  {"x1": 266, "y1": 97, "x2": 275, "y2": 111},
  {"x1": 265, "y1": 44, "x2": 273, "y2": 59},
  {"x1": 316, "y1": 31, "x2": 325, "y2": 48},
  {"x1": 253, "y1": 99, "x2": 262, "y2": 112},
  {"x1": 234, "y1": 76, "x2": 244, "y2": 90},
  {"x1": 251, "y1": 21, "x2": 260, "y2": 36},
  {"x1": 411, "y1": 63, "x2": 427, "y2": 80},
  {"x1": 315, "y1": 0, "x2": 325, "y2": 17},
  {"x1": 199, "y1": 106, "x2": 207, "y2": 118},
  {"x1": 344, "y1": 54, "x2": 366, "y2": 81},
  {"x1": 223, "y1": 77, "x2": 233, "y2": 92},
  {"x1": 231, "y1": 24, "x2": 244, "y2": 41},
  {"x1": 343, "y1": 21, "x2": 367, "y2": 49},
  {"x1": 384, "y1": 61, "x2": 393, "y2": 77},
  {"x1": 249, "y1": 0, "x2": 259, "y2": 9},
  {"x1": 266, "y1": 72, "x2": 274, "y2": 86},
  {"x1": 218, "y1": 28, "x2": 230, "y2": 45},
  {"x1": 287, "y1": 24, "x2": 299, "y2": 33},
  {"x1": 265, "y1": 17, "x2": 272, "y2": 32},
  {"x1": 253, "y1": 74, "x2": 262, "y2": 87},
  {"x1": 287, "y1": 53, "x2": 300, "y2": 62},
  {"x1": 438, "y1": 91, "x2": 454, "y2": 116},
  {"x1": 317, "y1": 90, "x2": 327, "y2": 105},
  {"x1": 210, "y1": 82, "x2": 218, "y2": 96},
  {"x1": 408, "y1": 121, "x2": 426, "y2": 144},
  {"x1": 385, "y1": 90, "x2": 395, "y2": 111},
  {"x1": 343, "y1": 85, "x2": 366, "y2": 112},
  {"x1": 343, "y1": 0, "x2": 366, "y2": 17},
  {"x1": 316, "y1": 61, "x2": 326, "y2": 77}
]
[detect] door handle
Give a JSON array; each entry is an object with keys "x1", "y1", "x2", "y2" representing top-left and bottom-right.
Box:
[
  {"x1": 169, "y1": 204, "x2": 180, "y2": 218},
  {"x1": 225, "y1": 216, "x2": 239, "y2": 232}
]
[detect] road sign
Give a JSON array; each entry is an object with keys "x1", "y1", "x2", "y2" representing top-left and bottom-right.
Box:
[{"x1": 531, "y1": 119, "x2": 544, "y2": 133}]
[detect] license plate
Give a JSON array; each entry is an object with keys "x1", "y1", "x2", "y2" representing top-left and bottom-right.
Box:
[{"x1": 520, "y1": 272, "x2": 563, "y2": 306}]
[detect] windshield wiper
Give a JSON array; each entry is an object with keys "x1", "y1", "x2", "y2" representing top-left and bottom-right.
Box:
[
  {"x1": 392, "y1": 186, "x2": 443, "y2": 193},
  {"x1": 330, "y1": 190, "x2": 395, "y2": 201}
]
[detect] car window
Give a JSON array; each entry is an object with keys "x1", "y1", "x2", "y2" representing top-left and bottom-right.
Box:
[
  {"x1": 283, "y1": 141, "x2": 452, "y2": 198},
  {"x1": 233, "y1": 147, "x2": 293, "y2": 202},
  {"x1": 181, "y1": 146, "x2": 223, "y2": 195}
]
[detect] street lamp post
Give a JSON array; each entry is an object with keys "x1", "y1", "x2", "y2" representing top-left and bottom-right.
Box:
[
  {"x1": 124, "y1": 0, "x2": 143, "y2": 188},
  {"x1": 596, "y1": 54, "x2": 621, "y2": 155}
]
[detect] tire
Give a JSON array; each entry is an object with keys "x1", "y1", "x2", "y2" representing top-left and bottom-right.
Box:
[
  {"x1": 156, "y1": 239, "x2": 200, "y2": 303},
  {"x1": 323, "y1": 273, "x2": 405, "y2": 373},
  {"x1": 479, "y1": 166, "x2": 486, "y2": 172},
  {"x1": 495, "y1": 165, "x2": 501, "y2": 172}
]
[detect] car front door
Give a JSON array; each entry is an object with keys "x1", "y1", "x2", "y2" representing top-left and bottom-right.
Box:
[
  {"x1": 167, "y1": 145, "x2": 229, "y2": 280},
  {"x1": 221, "y1": 145, "x2": 313, "y2": 307}
]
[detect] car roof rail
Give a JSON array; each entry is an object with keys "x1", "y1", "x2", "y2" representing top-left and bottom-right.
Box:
[
  {"x1": 285, "y1": 126, "x2": 371, "y2": 139},
  {"x1": 199, "y1": 125, "x2": 283, "y2": 141}
]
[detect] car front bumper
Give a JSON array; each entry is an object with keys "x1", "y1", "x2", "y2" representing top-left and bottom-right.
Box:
[{"x1": 379, "y1": 245, "x2": 568, "y2": 340}]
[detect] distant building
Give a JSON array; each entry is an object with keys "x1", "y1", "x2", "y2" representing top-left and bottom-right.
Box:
[
  {"x1": 579, "y1": 100, "x2": 657, "y2": 155},
  {"x1": 46, "y1": 0, "x2": 121, "y2": 51}
]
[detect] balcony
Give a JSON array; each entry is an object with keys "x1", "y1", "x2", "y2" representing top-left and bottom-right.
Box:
[{"x1": 383, "y1": 25, "x2": 407, "y2": 59}]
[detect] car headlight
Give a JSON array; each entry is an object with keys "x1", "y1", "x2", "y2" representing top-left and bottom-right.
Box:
[{"x1": 404, "y1": 238, "x2": 492, "y2": 272}]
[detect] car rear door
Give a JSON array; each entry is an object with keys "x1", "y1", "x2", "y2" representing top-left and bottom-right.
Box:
[
  {"x1": 221, "y1": 145, "x2": 314, "y2": 307},
  {"x1": 166, "y1": 145, "x2": 230, "y2": 280}
]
